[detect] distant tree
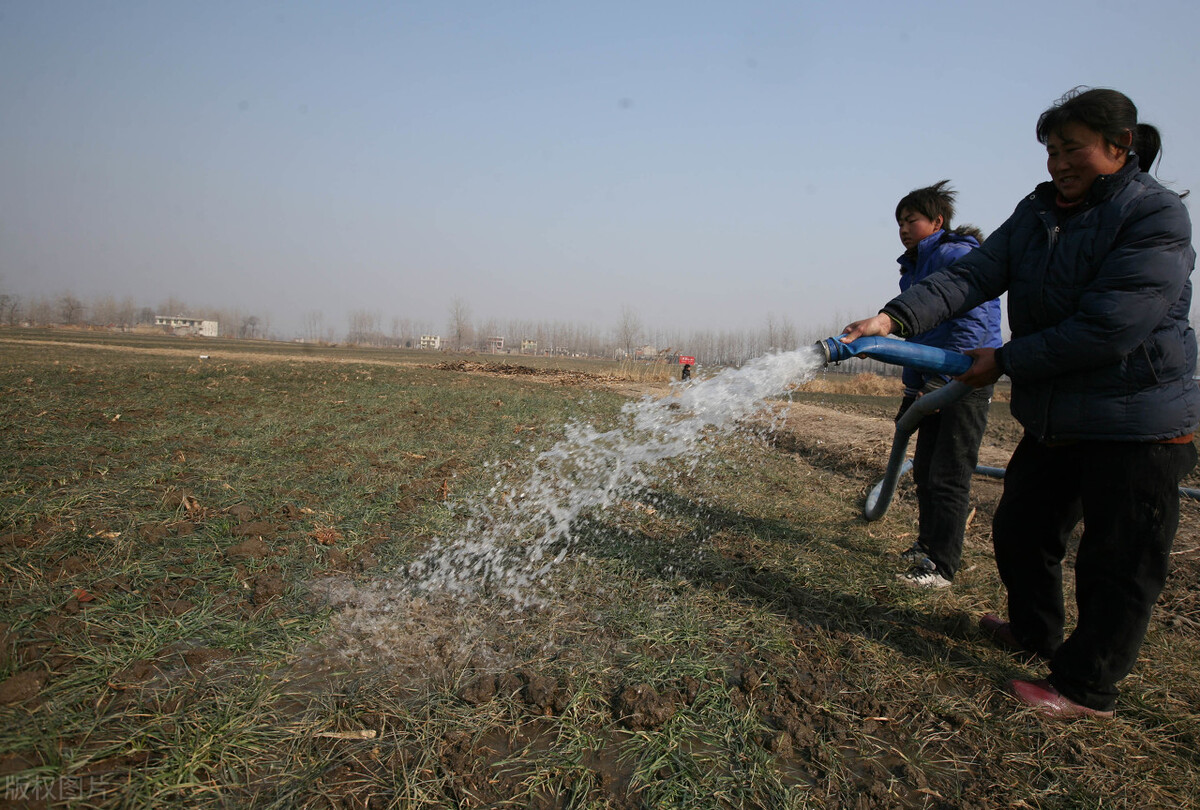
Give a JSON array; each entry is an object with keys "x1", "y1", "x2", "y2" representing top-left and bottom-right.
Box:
[
  {"x1": 302, "y1": 310, "x2": 325, "y2": 343},
  {"x1": 0, "y1": 293, "x2": 17, "y2": 327},
  {"x1": 28, "y1": 297, "x2": 54, "y2": 326},
  {"x1": 211, "y1": 308, "x2": 241, "y2": 337},
  {"x1": 114, "y1": 297, "x2": 138, "y2": 328},
  {"x1": 392, "y1": 317, "x2": 419, "y2": 349},
  {"x1": 477, "y1": 317, "x2": 501, "y2": 352},
  {"x1": 347, "y1": 309, "x2": 382, "y2": 345},
  {"x1": 58, "y1": 295, "x2": 85, "y2": 325},
  {"x1": 447, "y1": 296, "x2": 473, "y2": 351},
  {"x1": 89, "y1": 295, "x2": 120, "y2": 326},
  {"x1": 158, "y1": 296, "x2": 188, "y2": 317},
  {"x1": 765, "y1": 311, "x2": 798, "y2": 352},
  {"x1": 505, "y1": 318, "x2": 531, "y2": 351},
  {"x1": 412, "y1": 319, "x2": 434, "y2": 346},
  {"x1": 240, "y1": 315, "x2": 260, "y2": 339},
  {"x1": 615, "y1": 305, "x2": 642, "y2": 359},
  {"x1": 136, "y1": 307, "x2": 156, "y2": 325}
]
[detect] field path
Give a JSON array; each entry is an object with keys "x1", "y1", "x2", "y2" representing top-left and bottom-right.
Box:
[{"x1": 774, "y1": 400, "x2": 1016, "y2": 471}]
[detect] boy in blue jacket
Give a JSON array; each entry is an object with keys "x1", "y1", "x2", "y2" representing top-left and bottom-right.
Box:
[{"x1": 893, "y1": 181, "x2": 1003, "y2": 588}]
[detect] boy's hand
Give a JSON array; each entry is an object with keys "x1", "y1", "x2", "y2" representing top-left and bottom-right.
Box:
[
  {"x1": 839, "y1": 313, "x2": 893, "y2": 342},
  {"x1": 957, "y1": 348, "x2": 1003, "y2": 387}
]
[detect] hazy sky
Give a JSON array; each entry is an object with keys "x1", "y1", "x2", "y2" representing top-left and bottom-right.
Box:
[{"x1": 3, "y1": 0, "x2": 1199, "y2": 340}]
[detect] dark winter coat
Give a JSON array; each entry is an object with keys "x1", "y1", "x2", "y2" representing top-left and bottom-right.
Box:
[
  {"x1": 897, "y1": 229, "x2": 1002, "y2": 393},
  {"x1": 884, "y1": 159, "x2": 1200, "y2": 442}
]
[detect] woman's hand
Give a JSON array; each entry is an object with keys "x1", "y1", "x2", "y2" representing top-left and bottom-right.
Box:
[
  {"x1": 957, "y1": 347, "x2": 1004, "y2": 387},
  {"x1": 839, "y1": 313, "x2": 893, "y2": 342}
]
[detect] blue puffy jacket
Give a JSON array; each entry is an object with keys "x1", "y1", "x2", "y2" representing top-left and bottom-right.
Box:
[
  {"x1": 884, "y1": 159, "x2": 1200, "y2": 442},
  {"x1": 898, "y1": 229, "x2": 1003, "y2": 393}
]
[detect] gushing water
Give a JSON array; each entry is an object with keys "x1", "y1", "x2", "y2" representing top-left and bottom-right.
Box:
[{"x1": 407, "y1": 346, "x2": 825, "y2": 604}]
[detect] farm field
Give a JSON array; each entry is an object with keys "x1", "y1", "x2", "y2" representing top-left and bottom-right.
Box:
[{"x1": 2, "y1": 331, "x2": 1200, "y2": 809}]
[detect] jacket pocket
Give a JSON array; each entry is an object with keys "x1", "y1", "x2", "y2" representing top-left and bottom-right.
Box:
[{"x1": 1128, "y1": 343, "x2": 1161, "y2": 389}]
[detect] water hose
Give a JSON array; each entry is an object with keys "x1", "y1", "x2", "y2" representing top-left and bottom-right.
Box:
[
  {"x1": 816, "y1": 335, "x2": 1200, "y2": 511},
  {"x1": 815, "y1": 336, "x2": 974, "y2": 520},
  {"x1": 816, "y1": 335, "x2": 973, "y2": 377},
  {"x1": 862, "y1": 380, "x2": 973, "y2": 520},
  {"x1": 873, "y1": 459, "x2": 1200, "y2": 502}
]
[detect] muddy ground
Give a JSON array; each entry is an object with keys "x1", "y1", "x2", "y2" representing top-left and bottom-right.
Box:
[
  {"x1": 308, "y1": 369, "x2": 1200, "y2": 809},
  {"x1": 5, "y1": 349, "x2": 1198, "y2": 809}
]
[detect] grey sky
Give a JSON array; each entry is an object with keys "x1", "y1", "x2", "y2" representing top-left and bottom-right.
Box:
[{"x1": 3, "y1": 0, "x2": 1199, "y2": 340}]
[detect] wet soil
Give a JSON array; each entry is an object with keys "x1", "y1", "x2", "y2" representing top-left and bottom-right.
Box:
[{"x1": 6, "y1": 349, "x2": 1197, "y2": 808}]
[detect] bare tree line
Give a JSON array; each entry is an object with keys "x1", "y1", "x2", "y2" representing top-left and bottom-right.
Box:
[
  {"x1": 0, "y1": 279, "x2": 912, "y2": 368},
  {"x1": 0, "y1": 283, "x2": 274, "y2": 341}
]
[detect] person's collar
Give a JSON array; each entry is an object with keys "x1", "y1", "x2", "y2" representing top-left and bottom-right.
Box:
[
  {"x1": 1037, "y1": 157, "x2": 1139, "y2": 211},
  {"x1": 1086, "y1": 155, "x2": 1139, "y2": 203},
  {"x1": 896, "y1": 228, "x2": 944, "y2": 267}
]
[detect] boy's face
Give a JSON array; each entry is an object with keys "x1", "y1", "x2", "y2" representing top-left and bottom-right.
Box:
[{"x1": 898, "y1": 208, "x2": 943, "y2": 251}]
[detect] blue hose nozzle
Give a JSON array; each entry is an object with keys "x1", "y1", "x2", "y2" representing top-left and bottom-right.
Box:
[{"x1": 815, "y1": 335, "x2": 972, "y2": 377}]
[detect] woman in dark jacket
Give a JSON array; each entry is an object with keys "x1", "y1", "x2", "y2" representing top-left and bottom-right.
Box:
[{"x1": 841, "y1": 87, "x2": 1199, "y2": 718}]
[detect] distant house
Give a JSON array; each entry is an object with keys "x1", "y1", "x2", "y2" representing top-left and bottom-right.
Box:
[
  {"x1": 521, "y1": 339, "x2": 538, "y2": 355},
  {"x1": 155, "y1": 315, "x2": 218, "y2": 337},
  {"x1": 420, "y1": 334, "x2": 441, "y2": 350},
  {"x1": 485, "y1": 336, "x2": 504, "y2": 353}
]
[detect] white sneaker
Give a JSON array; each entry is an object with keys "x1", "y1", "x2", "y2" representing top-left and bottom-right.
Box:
[{"x1": 897, "y1": 559, "x2": 952, "y2": 589}]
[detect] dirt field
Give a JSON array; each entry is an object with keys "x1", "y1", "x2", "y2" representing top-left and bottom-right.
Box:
[{"x1": 3, "y1": 335, "x2": 1200, "y2": 809}]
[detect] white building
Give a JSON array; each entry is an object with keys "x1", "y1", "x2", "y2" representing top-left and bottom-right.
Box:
[
  {"x1": 420, "y1": 334, "x2": 441, "y2": 350},
  {"x1": 155, "y1": 315, "x2": 218, "y2": 337}
]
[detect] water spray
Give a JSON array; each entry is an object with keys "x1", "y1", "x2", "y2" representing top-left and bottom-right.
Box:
[{"x1": 408, "y1": 348, "x2": 827, "y2": 604}]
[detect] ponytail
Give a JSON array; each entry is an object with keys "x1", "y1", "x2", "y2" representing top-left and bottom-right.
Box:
[{"x1": 1134, "y1": 123, "x2": 1161, "y2": 172}]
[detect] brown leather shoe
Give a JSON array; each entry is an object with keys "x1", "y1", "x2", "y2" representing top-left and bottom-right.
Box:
[
  {"x1": 1008, "y1": 679, "x2": 1114, "y2": 719},
  {"x1": 979, "y1": 613, "x2": 1027, "y2": 653}
]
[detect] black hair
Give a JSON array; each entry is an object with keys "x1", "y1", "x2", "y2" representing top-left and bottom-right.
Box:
[
  {"x1": 1036, "y1": 86, "x2": 1161, "y2": 172},
  {"x1": 895, "y1": 180, "x2": 956, "y2": 228}
]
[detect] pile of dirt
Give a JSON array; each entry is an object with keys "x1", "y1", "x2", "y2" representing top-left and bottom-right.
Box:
[{"x1": 431, "y1": 360, "x2": 616, "y2": 385}]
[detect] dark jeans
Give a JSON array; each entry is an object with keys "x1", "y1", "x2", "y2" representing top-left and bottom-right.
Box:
[
  {"x1": 992, "y1": 435, "x2": 1197, "y2": 711},
  {"x1": 911, "y1": 384, "x2": 992, "y2": 580}
]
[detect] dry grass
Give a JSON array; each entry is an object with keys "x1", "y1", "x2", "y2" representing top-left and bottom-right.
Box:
[
  {"x1": 0, "y1": 330, "x2": 1196, "y2": 809},
  {"x1": 794, "y1": 371, "x2": 904, "y2": 397},
  {"x1": 794, "y1": 371, "x2": 1012, "y2": 402}
]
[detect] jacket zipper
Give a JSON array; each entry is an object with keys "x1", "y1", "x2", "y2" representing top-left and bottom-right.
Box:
[{"x1": 1039, "y1": 220, "x2": 1061, "y2": 440}]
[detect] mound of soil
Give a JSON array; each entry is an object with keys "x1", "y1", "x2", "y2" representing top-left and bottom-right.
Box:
[{"x1": 432, "y1": 360, "x2": 614, "y2": 386}]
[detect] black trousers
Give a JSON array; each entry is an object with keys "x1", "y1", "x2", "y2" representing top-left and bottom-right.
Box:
[
  {"x1": 911, "y1": 384, "x2": 992, "y2": 580},
  {"x1": 992, "y1": 435, "x2": 1197, "y2": 711}
]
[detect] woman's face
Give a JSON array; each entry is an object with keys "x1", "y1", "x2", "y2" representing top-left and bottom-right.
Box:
[{"x1": 1045, "y1": 121, "x2": 1129, "y2": 203}]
